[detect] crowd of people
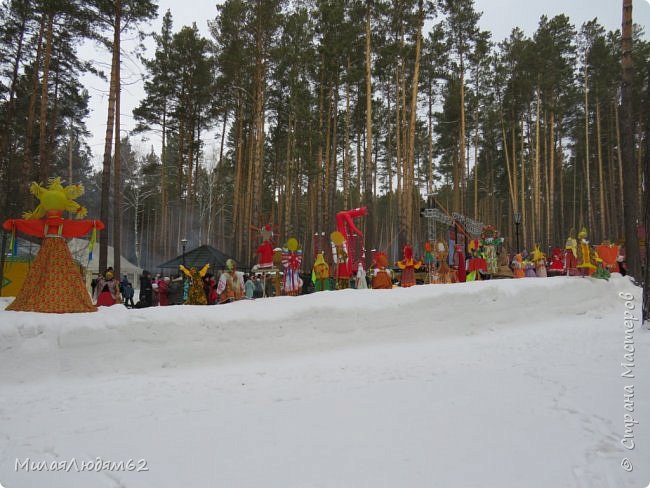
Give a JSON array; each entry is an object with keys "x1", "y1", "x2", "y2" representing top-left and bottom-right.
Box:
[
  {"x1": 90, "y1": 260, "x2": 274, "y2": 308},
  {"x1": 89, "y1": 227, "x2": 629, "y2": 309}
]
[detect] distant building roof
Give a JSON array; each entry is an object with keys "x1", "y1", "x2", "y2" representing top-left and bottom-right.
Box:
[{"x1": 157, "y1": 245, "x2": 235, "y2": 271}]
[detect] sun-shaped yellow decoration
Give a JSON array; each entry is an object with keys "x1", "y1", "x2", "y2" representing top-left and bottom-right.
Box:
[{"x1": 22, "y1": 177, "x2": 88, "y2": 220}]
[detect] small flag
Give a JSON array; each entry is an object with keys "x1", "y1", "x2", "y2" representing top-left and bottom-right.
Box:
[
  {"x1": 8, "y1": 223, "x2": 16, "y2": 256},
  {"x1": 88, "y1": 222, "x2": 97, "y2": 262}
]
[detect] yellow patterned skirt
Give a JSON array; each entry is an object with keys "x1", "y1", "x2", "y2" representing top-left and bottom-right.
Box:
[
  {"x1": 186, "y1": 278, "x2": 207, "y2": 305},
  {"x1": 6, "y1": 237, "x2": 96, "y2": 313}
]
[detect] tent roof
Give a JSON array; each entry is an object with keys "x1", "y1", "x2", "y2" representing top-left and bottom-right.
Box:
[
  {"x1": 157, "y1": 245, "x2": 234, "y2": 271},
  {"x1": 67, "y1": 238, "x2": 142, "y2": 276},
  {"x1": 2, "y1": 237, "x2": 142, "y2": 278}
]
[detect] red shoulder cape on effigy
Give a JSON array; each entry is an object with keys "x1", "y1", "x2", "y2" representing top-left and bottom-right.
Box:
[{"x1": 3, "y1": 212, "x2": 104, "y2": 313}]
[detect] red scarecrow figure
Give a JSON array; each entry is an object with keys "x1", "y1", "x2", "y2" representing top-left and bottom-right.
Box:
[
  {"x1": 255, "y1": 224, "x2": 274, "y2": 269},
  {"x1": 396, "y1": 244, "x2": 422, "y2": 288}
]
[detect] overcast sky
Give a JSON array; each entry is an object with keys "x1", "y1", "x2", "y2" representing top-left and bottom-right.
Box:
[{"x1": 81, "y1": 0, "x2": 650, "y2": 166}]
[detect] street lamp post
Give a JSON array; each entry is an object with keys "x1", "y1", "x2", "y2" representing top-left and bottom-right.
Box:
[
  {"x1": 513, "y1": 211, "x2": 521, "y2": 253},
  {"x1": 181, "y1": 238, "x2": 188, "y2": 267}
]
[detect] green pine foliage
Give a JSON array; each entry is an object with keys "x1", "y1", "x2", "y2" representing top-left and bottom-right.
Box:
[{"x1": 0, "y1": 0, "x2": 648, "y2": 274}]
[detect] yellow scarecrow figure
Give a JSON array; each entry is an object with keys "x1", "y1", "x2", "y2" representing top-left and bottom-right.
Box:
[
  {"x1": 312, "y1": 252, "x2": 330, "y2": 291},
  {"x1": 531, "y1": 245, "x2": 547, "y2": 278},
  {"x1": 576, "y1": 228, "x2": 597, "y2": 276},
  {"x1": 180, "y1": 264, "x2": 210, "y2": 305}
]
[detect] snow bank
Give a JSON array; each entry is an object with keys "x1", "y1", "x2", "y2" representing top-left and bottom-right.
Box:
[
  {"x1": 0, "y1": 276, "x2": 632, "y2": 381},
  {"x1": 0, "y1": 275, "x2": 648, "y2": 488}
]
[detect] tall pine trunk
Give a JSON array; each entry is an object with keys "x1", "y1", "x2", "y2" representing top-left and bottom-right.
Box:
[
  {"x1": 161, "y1": 107, "x2": 168, "y2": 257},
  {"x1": 642, "y1": 63, "x2": 650, "y2": 327},
  {"x1": 584, "y1": 67, "x2": 593, "y2": 234},
  {"x1": 620, "y1": 0, "x2": 641, "y2": 280},
  {"x1": 533, "y1": 90, "x2": 540, "y2": 246},
  {"x1": 548, "y1": 110, "x2": 555, "y2": 246},
  {"x1": 250, "y1": 0, "x2": 267, "y2": 260},
  {"x1": 456, "y1": 55, "x2": 466, "y2": 213},
  {"x1": 520, "y1": 118, "x2": 527, "y2": 250},
  {"x1": 112, "y1": 1, "x2": 122, "y2": 279},
  {"x1": 23, "y1": 14, "x2": 45, "y2": 185},
  {"x1": 0, "y1": 7, "x2": 27, "y2": 219},
  {"x1": 99, "y1": 4, "x2": 121, "y2": 275},
  {"x1": 232, "y1": 99, "x2": 245, "y2": 258},
  {"x1": 344, "y1": 58, "x2": 351, "y2": 210},
  {"x1": 596, "y1": 99, "x2": 606, "y2": 240},
  {"x1": 405, "y1": 0, "x2": 424, "y2": 243},
  {"x1": 614, "y1": 100, "x2": 625, "y2": 237},
  {"x1": 364, "y1": 1, "x2": 374, "y2": 256},
  {"x1": 37, "y1": 11, "x2": 54, "y2": 182}
]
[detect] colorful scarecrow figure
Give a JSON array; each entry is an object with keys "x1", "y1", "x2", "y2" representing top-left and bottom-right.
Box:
[
  {"x1": 179, "y1": 263, "x2": 210, "y2": 304},
  {"x1": 564, "y1": 229, "x2": 578, "y2": 276},
  {"x1": 433, "y1": 240, "x2": 455, "y2": 284},
  {"x1": 255, "y1": 224, "x2": 275, "y2": 269},
  {"x1": 480, "y1": 225, "x2": 500, "y2": 275},
  {"x1": 371, "y1": 251, "x2": 393, "y2": 289},
  {"x1": 524, "y1": 255, "x2": 537, "y2": 278},
  {"x1": 595, "y1": 240, "x2": 620, "y2": 274},
  {"x1": 331, "y1": 230, "x2": 350, "y2": 289},
  {"x1": 355, "y1": 262, "x2": 368, "y2": 289},
  {"x1": 423, "y1": 240, "x2": 435, "y2": 283},
  {"x1": 2, "y1": 178, "x2": 104, "y2": 313},
  {"x1": 591, "y1": 249, "x2": 611, "y2": 280},
  {"x1": 335, "y1": 207, "x2": 367, "y2": 278},
  {"x1": 282, "y1": 238, "x2": 303, "y2": 296},
  {"x1": 548, "y1": 247, "x2": 565, "y2": 276},
  {"x1": 272, "y1": 248, "x2": 283, "y2": 296},
  {"x1": 396, "y1": 244, "x2": 422, "y2": 287},
  {"x1": 494, "y1": 243, "x2": 514, "y2": 278},
  {"x1": 311, "y1": 252, "x2": 331, "y2": 291},
  {"x1": 511, "y1": 253, "x2": 526, "y2": 279},
  {"x1": 454, "y1": 243, "x2": 466, "y2": 283},
  {"x1": 531, "y1": 245, "x2": 547, "y2": 278},
  {"x1": 466, "y1": 239, "x2": 487, "y2": 282},
  {"x1": 217, "y1": 259, "x2": 245, "y2": 303},
  {"x1": 576, "y1": 228, "x2": 597, "y2": 276}
]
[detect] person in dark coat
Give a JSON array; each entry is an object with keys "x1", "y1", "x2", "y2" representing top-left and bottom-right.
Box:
[
  {"x1": 139, "y1": 271, "x2": 153, "y2": 307},
  {"x1": 120, "y1": 276, "x2": 135, "y2": 308}
]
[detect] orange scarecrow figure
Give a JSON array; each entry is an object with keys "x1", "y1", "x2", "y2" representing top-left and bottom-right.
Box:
[
  {"x1": 2, "y1": 178, "x2": 104, "y2": 313},
  {"x1": 371, "y1": 251, "x2": 393, "y2": 289}
]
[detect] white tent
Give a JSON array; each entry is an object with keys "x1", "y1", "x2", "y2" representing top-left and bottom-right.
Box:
[{"x1": 67, "y1": 238, "x2": 142, "y2": 286}]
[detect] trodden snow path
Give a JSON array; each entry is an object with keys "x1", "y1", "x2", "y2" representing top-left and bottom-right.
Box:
[{"x1": 0, "y1": 275, "x2": 648, "y2": 487}]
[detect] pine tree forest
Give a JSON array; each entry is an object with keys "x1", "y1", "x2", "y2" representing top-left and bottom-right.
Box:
[{"x1": 0, "y1": 0, "x2": 648, "y2": 277}]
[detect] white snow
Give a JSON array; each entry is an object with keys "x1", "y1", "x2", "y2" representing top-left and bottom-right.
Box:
[{"x1": 0, "y1": 275, "x2": 648, "y2": 488}]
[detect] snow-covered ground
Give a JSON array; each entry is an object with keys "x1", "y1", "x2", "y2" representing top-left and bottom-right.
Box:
[{"x1": 0, "y1": 275, "x2": 648, "y2": 488}]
